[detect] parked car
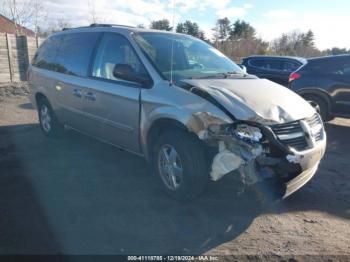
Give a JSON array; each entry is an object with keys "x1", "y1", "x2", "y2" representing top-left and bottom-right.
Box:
[
  {"x1": 289, "y1": 55, "x2": 350, "y2": 121},
  {"x1": 242, "y1": 55, "x2": 307, "y2": 86},
  {"x1": 28, "y1": 24, "x2": 326, "y2": 201}
]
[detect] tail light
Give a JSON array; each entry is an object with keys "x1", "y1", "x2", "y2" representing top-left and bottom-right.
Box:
[{"x1": 289, "y1": 72, "x2": 301, "y2": 82}]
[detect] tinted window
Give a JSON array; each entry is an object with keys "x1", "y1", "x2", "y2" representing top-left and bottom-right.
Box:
[
  {"x1": 32, "y1": 35, "x2": 61, "y2": 71},
  {"x1": 249, "y1": 58, "x2": 282, "y2": 71},
  {"x1": 55, "y1": 33, "x2": 100, "y2": 77},
  {"x1": 92, "y1": 33, "x2": 148, "y2": 83},
  {"x1": 249, "y1": 58, "x2": 265, "y2": 68},
  {"x1": 264, "y1": 59, "x2": 282, "y2": 70},
  {"x1": 305, "y1": 57, "x2": 350, "y2": 76},
  {"x1": 282, "y1": 60, "x2": 300, "y2": 72}
]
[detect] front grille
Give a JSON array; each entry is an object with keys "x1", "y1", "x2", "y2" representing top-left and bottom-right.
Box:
[
  {"x1": 305, "y1": 113, "x2": 323, "y2": 142},
  {"x1": 278, "y1": 136, "x2": 308, "y2": 151},
  {"x1": 270, "y1": 113, "x2": 323, "y2": 151}
]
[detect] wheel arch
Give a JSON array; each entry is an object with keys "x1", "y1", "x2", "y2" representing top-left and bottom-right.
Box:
[
  {"x1": 144, "y1": 117, "x2": 200, "y2": 162},
  {"x1": 35, "y1": 92, "x2": 48, "y2": 107},
  {"x1": 297, "y1": 88, "x2": 333, "y2": 113}
]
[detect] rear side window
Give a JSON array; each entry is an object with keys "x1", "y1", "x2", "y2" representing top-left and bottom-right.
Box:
[
  {"x1": 305, "y1": 58, "x2": 350, "y2": 76},
  {"x1": 32, "y1": 35, "x2": 61, "y2": 71},
  {"x1": 249, "y1": 58, "x2": 282, "y2": 71},
  {"x1": 55, "y1": 33, "x2": 100, "y2": 77},
  {"x1": 32, "y1": 32, "x2": 100, "y2": 77},
  {"x1": 264, "y1": 59, "x2": 282, "y2": 70},
  {"x1": 248, "y1": 58, "x2": 265, "y2": 68},
  {"x1": 282, "y1": 60, "x2": 300, "y2": 72}
]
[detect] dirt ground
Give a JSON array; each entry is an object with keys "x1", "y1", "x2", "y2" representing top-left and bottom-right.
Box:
[{"x1": 0, "y1": 83, "x2": 349, "y2": 260}]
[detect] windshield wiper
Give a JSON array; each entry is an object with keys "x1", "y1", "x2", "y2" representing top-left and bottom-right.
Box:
[{"x1": 189, "y1": 71, "x2": 247, "y2": 79}]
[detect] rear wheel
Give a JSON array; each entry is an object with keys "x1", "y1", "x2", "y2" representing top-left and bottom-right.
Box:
[
  {"x1": 302, "y1": 94, "x2": 330, "y2": 121},
  {"x1": 152, "y1": 129, "x2": 208, "y2": 201},
  {"x1": 37, "y1": 98, "x2": 64, "y2": 137}
]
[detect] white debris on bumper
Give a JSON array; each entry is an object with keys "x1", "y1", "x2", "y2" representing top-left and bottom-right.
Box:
[{"x1": 210, "y1": 142, "x2": 243, "y2": 181}]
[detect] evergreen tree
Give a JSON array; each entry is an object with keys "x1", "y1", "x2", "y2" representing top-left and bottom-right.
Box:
[{"x1": 150, "y1": 19, "x2": 172, "y2": 31}]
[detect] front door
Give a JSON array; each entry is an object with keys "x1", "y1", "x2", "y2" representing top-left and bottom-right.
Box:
[{"x1": 81, "y1": 33, "x2": 150, "y2": 153}]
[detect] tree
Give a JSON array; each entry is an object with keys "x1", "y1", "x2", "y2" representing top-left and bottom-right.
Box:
[
  {"x1": 1, "y1": 0, "x2": 48, "y2": 36},
  {"x1": 150, "y1": 19, "x2": 172, "y2": 31},
  {"x1": 31, "y1": 0, "x2": 48, "y2": 38},
  {"x1": 176, "y1": 20, "x2": 202, "y2": 38},
  {"x1": 212, "y1": 17, "x2": 231, "y2": 41},
  {"x1": 271, "y1": 30, "x2": 321, "y2": 57},
  {"x1": 1, "y1": 0, "x2": 34, "y2": 35},
  {"x1": 230, "y1": 20, "x2": 255, "y2": 39},
  {"x1": 302, "y1": 30, "x2": 315, "y2": 47},
  {"x1": 88, "y1": 0, "x2": 98, "y2": 24},
  {"x1": 324, "y1": 47, "x2": 350, "y2": 55}
]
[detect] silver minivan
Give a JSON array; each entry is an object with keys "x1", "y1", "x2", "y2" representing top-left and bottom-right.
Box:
[{"x1": 28, "y1": 24, "x2": 327, "y2": 201}]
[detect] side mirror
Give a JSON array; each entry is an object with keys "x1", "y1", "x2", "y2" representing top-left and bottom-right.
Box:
[
  {"x1": 113, "y1": 64, "x2": 151, "y2": 87},
  {"x1": 238, "y1": 64, "x2": 247, "y2": 73}
]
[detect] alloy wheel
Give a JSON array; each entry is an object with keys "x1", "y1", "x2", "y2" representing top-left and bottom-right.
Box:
[{"x1": 157, "y1": 144, "x2": 183, "y2": 191}]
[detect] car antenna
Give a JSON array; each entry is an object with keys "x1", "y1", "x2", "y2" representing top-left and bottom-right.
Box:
[{"x1": 170, "y1": 0, "x2": 176, "y2": 86}]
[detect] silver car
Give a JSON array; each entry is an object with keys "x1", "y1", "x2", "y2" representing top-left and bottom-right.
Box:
[{"x1": 28, "y1": 24, "x2": 327, "y2": 201}]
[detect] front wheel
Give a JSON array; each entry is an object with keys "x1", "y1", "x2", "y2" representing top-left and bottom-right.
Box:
[{"x1": 152, "y1": 129, "x2": 208, "y2": 201}]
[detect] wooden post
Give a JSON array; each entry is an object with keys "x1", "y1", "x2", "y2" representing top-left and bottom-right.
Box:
[{"x1": 5, "y1": 33, "x2": 13, "y2": 83}]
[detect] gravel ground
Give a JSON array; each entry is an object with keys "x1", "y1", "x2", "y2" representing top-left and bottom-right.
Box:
[{"x1": 0, "y1": 83, "x2": 349, "y2": 260}]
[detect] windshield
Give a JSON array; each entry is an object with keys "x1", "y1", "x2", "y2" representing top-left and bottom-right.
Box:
[{"x1": 133, "y1": 32, "x2": 244, "y2": 81}]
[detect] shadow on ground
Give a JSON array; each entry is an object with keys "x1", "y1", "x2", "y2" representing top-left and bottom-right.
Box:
[
  {"x1": 18, "y1": 102, "x2": 34, "y2": 110},
  {"x1": 0, "y1": 124, "x2": 261, "y2": 255},
  {"x1": 0, "y1": 121, "x2": 349, "y2": 254}
]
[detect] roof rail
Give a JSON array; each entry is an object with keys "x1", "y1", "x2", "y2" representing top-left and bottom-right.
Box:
[
  {"x1": 62, "y1": 24, "x2": 136, "y2": 31},
  {"x1": 89, "y1": 23, "x2": 136, "y2": 28},
  {"x1": 62, "y1": 26, "x2": 90, "y2": 31}
]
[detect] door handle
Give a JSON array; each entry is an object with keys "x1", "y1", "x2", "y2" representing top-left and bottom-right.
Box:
[
  {"x1": 84, "y1": 92, "x2": 96, "y2": 101},
  {"x1": 73, "y1": 89, "x2": 82, "y2": 98}
]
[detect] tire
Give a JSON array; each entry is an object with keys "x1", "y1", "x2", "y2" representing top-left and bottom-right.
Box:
[
  {"x1": 152, "y1": 129, "x2": 208, "y2": 201},
  {"x1": 302, "y1": 94, "x2": 330, "y2": 121},
  {"x1": 37, "y1": 97, "x2": 64, "y2": 138}
]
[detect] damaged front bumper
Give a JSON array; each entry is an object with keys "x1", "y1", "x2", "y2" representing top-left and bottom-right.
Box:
[
  {"x1": 204, "y1": 113, "x2": 327, "y2": 199},
  {"x1": 283, "y1": 138, "x2": 326, "y2": 198}
]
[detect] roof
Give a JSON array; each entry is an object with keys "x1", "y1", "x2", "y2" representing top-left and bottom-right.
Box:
[
  {"x1": 307, "y1": 54, "x2": 350, "y2": 62},
  {"x1": 0, "y1": 14, "x2": 35, "y2": 36},
  {"x1": 244, "y1": 55, "x2": 307, "y2": 64}
]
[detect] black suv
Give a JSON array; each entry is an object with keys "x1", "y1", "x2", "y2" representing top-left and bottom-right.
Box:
[
  {"x1": 242, "y1": 55, "x2": 306, "y2": 86},
  {"x1": 289, "y1": 55, "x2": 350, "y2": 120}
]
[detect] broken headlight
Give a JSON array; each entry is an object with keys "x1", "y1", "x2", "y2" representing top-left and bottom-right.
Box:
[{"x1": 232, "y1": 124, "x2": 262, "y2": 143}]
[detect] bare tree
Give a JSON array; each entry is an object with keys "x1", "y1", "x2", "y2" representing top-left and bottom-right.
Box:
[
  {"x1": 1, "y1": 0, "x2": 47, "y2": 36},
  {"x1": 88, "y1": 0, "x2": 98, "y2": 24},
  {"x1": 31, "y1": 0, "x2": 48, "y2": 38}
]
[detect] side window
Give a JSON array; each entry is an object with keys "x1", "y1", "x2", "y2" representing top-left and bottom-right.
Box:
[
  {"x1": 342, "y1": 62, "x2": 350, "y2": 76},
  {"x1": 327, "y1": 59, "x2": 350, "y2": 76},
  {"x1": 264, "y1": 59, "x2": 282, "y2": 71},
  {"x1": 55, "y1": 33, "x2": 100, "y2": 77},
  {"x1": 92, "y1": 33, "x2": 148, "y2": 83},
  {"x1": 32, "y1": 35, "x2": 61, "y2": 71},
  {"x1": 282, "y1": 60, "x2": 300, "y2": 72},
  {"x1": 249, "y1": 58, "x2": 265, "y2": 68}
]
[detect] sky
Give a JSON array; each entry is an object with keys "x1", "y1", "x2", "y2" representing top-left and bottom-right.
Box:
[{"x1": 39, "y1": 0, "x2": 350, "y2": 50}]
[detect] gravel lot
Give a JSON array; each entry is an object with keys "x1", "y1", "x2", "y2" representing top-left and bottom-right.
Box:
[{"x1": 0, "y1": 83, "x2": 349, "y2": 260}]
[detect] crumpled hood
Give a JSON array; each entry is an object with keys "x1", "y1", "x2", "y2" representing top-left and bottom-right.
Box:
[{"x1": 182, "y1": 78, "x2": 316, "y2": 125}]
